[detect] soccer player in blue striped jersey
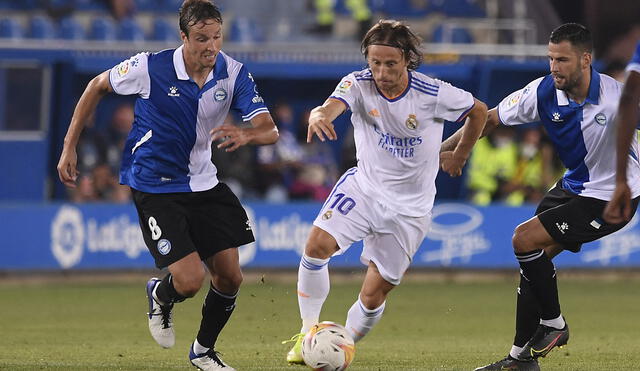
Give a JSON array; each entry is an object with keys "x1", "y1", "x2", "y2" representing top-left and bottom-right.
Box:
[
  {"x1": 443, "y1": 24, "x2": 640, "y2": 371},
  {"x1": 603, "y1": 41, "x2": 640, "y2": 224},
  {"x1": 284, "y1": 20, "x2": 488, "y2": 364},
  {"x1": 57, "y1": 1, "x2": 278, "y2": 370}
]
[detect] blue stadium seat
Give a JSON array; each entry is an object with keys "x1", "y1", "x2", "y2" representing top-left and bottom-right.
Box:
[
  {"x1": 152, "y1": 18, "x2": 179, "y2": 42},
  {"x1": 163, "y1": 0, "x2": 184, "y2": 12},
  {"x1": 432, "y1": 24, "x2": 473, "y2": 43},
  {"x1": 75, "y1": 0, "x2": 107, "y2": 11},
  {"x1": 378, "y1": 0, "x2": 431, "y2": 18},
  {"x1": 430, "y1": 0, "x2": 486, "y2": 18},
  {"x1": 59, "y1": 17, "x2": 85, "y2": 40},
  {"x1": 0, "y1": 0, "x2": 37, "y2": 10},
  {"x1": 0, "y1": 18, "x2": 23, "y2": 39},
  {"x1": 89, "y1": 17, "x2": 117, "y2": 41},
  {"x1": 118, "y1": 18, "x2": 145, "y2": 41},
  {"x1": 29, "y1": 16, "x2": 56, "y2": 40},
  {"x1": 228, "y1": 17, "x2": 264, "y2": 43}
]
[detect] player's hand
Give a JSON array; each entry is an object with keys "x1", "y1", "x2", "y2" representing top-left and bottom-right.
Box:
[
  {"x1": 210, "y1": 124, "x2": 251, "y2": 152},
  {"x1": 439, "y1": 151, "x2": 466, "y2": 177},
  {"x1": 57, "y1": 147, "x2": 79, "y2": 188},
  {"x1": 307, "y1": 111, "x2": 337, "y2": 143},
  {"x1": 603, "y1": 182, "x2": 632, "y2": 224}
]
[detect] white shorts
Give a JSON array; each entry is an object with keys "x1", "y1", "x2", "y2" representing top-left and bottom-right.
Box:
[{"x1": 313, "y1": 168, "x2": 432, "y2": 285}]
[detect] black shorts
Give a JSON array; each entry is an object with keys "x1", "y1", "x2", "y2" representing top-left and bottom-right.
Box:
[
  {"x1": 132, "y1": 183, "x2": 255, "y2": 268},
  {"x1": 535, "y1": 181, "x2": 639, "y2": 253}
]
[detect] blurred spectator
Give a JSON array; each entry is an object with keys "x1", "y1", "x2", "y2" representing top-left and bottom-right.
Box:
[
  {"x1": 256, "y1": 102, "x2": 305, "y2": 202},
  {"x1": 102, "y1": 0, "x2": 135, "y2": 20},
  {"x1": 69, "y1": 174, "x2": 97, "y2": 203},
  {"x1": 289, "y1": 109, "x2": 339, "y2": 201},
  {"x1": 211, "y1": 114, "x2": 259, "y2": 200},
  {"x1": 103, "y1": 102, "x2": 134, "y2": 169},
  {"x1": 499, "y1": 127, "x2": 555, "y2": 205},
  {"x1": 306, "y1": 0, "x2": 372, "y2": 40},
  {"x1": 466, "y1": 125, "x2": 517, "y2": 205},
  {"x1": 603, "y1": 59, "x2": 629, "y2": 83},
  {"x1": 42, "y1": 0, "x2": 76, "y2": 20}
]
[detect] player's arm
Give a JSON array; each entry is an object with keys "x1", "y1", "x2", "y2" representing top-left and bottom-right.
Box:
[
  {"x1": 603, "y1": 70, "x2": 640, "y2": 223},
  {"x1": 211, "y1": 112, "x2": 279, "y2": 152},
  {"x1": 440, "y1": 106, "x2": 499, "y2": 153},
  {"x1": 57, "y1": 70, "x2": 113, "y2": 188},
  {"x1": 440, "y1": 98, "x2": 488, "y2": 177},
  {"x1": 307, "y1": 98, "x2": 346, "y2": 143}
]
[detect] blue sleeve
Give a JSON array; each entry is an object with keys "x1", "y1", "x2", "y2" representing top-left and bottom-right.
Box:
[
  {"x1": 631, "y1": 42, "x2": 640, "y2": 65},
  {"x1": 231, "y1": 65, "x2": 269, "y2": 121}
]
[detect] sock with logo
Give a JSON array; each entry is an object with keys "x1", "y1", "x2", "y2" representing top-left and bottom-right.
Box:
[
  {"x1": 513, "y1": 271, "x2": 541, "y2": 350},
  {"x1": 345, "y1": 296, "x2": 385, "y2": 342},
  {"x1": 154, "y1": 273, "x2": 187, "y2": 305},
  {"x1": 196, "y1": 284, "x2": 238, "y2": 349},
  {"x1": 515, "y1": 250, "x2": 561, "y2": 321},
  {"x1": 298, "y1": 254, "x2": 330, "y2": 333}
]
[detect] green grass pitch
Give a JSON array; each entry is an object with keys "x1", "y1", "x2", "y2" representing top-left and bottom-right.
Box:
[{"x1": 1, "y1": 272, "x2": 639, "y2": 370}]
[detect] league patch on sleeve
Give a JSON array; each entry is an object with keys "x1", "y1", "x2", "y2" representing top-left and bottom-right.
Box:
[
  {"x1": 116, "y1": 60, "x2": 130, "y2": 77},
  {"x1": 337, "y1": 80, "x2": 353, "y2": 94},
  {"x1": 506, "y1": 92, "x2": 522, "y2": 108}
]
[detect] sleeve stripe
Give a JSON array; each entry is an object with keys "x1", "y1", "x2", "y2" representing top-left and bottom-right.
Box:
[
  {"x1": 242, "y1": 107, "x2": 269, "y2": 121},
  {"x1": 455, "y1": 103, "x2": 474, "y2": 122},
  {"x1": 328, "y1": 96, "x2": 350, "y2": 111}
]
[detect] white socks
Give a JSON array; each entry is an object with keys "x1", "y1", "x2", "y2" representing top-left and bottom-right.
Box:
[
  {"x1": 540, "y1": 314, "x2": 565, "y2": 330},
  {"x1": 193, "y1": 339, "x2": 209, "y2": 355},
  {"x1": 297, "y1": 254, "x2": 330, "y2": 333},
  {"x1": 509, "y1": 345, "x2": 524, "y2": 360},
  {"x1": 345, "y1": 296, "x2": 385, "y2": 343}
]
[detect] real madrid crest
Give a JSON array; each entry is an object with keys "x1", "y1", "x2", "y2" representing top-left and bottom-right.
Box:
[
  {"x1": 322, "y1": 210, "x2": 333, "y2": 220},
  {"x1": 405, "y1": 114, "x2": 418, "y2": 130}
]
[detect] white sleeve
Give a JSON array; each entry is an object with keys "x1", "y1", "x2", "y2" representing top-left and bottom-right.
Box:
[
  {"x1": 434, "y1": 79, "x2": 475, "y2": 122},
  {"x1": 328, "y1": 74, "x2": 360, "y2": 111},
  {"x1": 497, "y1": 78, "x2": 542, "y2": 126},
  {"x1": 109, "y1": 52, "x2": 151, "y2": 98}
]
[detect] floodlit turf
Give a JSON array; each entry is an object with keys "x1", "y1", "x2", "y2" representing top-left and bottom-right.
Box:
[{"x1": 1, "y1": 272, "x2": 639, "y2": 370}]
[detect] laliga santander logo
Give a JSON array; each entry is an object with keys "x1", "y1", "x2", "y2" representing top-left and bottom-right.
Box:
[
  {"x1": 51, "y1": 206, "x2": 85, "y2": 268},
  {"x1": 421, "y1": 203, "x2": 490, "y2": 265}
]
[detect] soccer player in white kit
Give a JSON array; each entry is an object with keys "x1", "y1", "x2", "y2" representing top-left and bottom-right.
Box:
[
  {"x1": 284, "y1": 20, "x2": 488, "y2": 364},
  {"x1": 604, "y1": 41, "x2": 640, "y2": 223},
  {"x1": 443, "y1": 24, "x2": 640, "y2": 371}
]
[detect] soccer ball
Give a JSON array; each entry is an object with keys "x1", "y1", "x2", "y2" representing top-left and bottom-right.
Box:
[{"x1": 301, "y1": 321, "x2": 356, "y2": 371}]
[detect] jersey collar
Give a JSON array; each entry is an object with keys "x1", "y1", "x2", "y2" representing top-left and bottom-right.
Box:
[
  {"x1": 172, "y1": 46, "x2": 229, "y2": 83},
  {"x1": 556, "y1": 67, "x2": 600, "y2": 106}
]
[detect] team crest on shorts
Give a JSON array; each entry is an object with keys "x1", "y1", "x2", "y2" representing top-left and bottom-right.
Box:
[
  {"x1": 405, "y1": 114, "x2": 418, "y2": 130},
  {"x1": 322, "y1": 210, "x2": 333, "y2": 220},
  {"x1": 157, "y1": 239, "x2": 171, "y2": 255}
]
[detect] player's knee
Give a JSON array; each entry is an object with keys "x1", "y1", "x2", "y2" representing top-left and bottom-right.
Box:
[
  {"x1": 174, "y1": 270, "x2": 205, "y2": 298},
  {"x1": 512, "y1": 224, "x2": 534, "y2": 253},
  {"x1": 304, "y1": 240, "x2": 335, "y2": 259},
  {"x1": 215, "y1": 271, "x2": 243, "y2": 293},
  {"x1": 359, "y1": 291, "x2": 386, "y2": 310}
]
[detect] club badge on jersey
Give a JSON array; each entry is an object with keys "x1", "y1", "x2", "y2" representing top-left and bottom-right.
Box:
[{"x1": 405, "y1": 114, "x2": 418, "y2": 130}]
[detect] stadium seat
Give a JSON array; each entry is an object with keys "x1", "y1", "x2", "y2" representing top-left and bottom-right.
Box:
[
  {"x1": 89, "y1": 17, "x2": 117, "y2": 41},
  {"x1": 0, "y1": 18, "x2": 23, "y2": 39},
  {"x1": 432, "y1": 24, "x2": 474, "y2": 43},
  {"x1": 58, "y1": 17, "x2": 85, "y2": 40},
  {"x1": 152, "y1": 18, "x2": 179, "y2": 42},
  {"x1": 29, "y1": 16, "x2": 56, "y2": 40},
  {"x1": 229, "y1": 17, "x2": 264, "y2": 43},
  {"x1": 118, "y1": 18, "x2": 145, "y2": 42},
  {"x1": 430, "y1": 0, "x2": 486, "y2": 18},
  {"x1": 377, "y1": 0, "x2": 431, "y2": 18},
  {"x1": 163, "y1": 0, "x2": 184, "y2": 12}
]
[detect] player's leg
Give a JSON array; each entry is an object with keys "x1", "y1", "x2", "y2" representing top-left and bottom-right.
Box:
[
  {"x1": 133, "y1": 189, "x2": 204, "y2": 349},
  {"x1": 284, "y1": 226, "x2": 339, "y2": 364},
  {"x1": 189, "y1": 248, "x2": 242, "y2": 371},
  {"x1": 185, "y1": 183, "x2": 254, "y2": 371},
  {"x1": 345, "y1": 260, "x2": 394, "y2": 342}
]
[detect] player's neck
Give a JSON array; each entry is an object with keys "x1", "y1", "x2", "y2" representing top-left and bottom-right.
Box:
[{"x1": 183, "y1": 55, "x2": 214, "y2": 88}]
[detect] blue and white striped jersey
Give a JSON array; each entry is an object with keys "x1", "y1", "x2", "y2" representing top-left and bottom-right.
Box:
[
  {"x1": 497, "y1": 68, "x2": 640, "y2": 200},
  {"x1": 109, "y1": 47, "x2": 269, "y2": 193},
  {"x1": 627, "y1": 41, "x2": 640, "y2": 74},
  {"x1": 330, "y1": 68, "x2": 474, "y2": 217}
]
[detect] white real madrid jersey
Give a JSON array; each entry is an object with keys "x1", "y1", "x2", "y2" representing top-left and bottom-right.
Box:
[
  {"x1": 497, "y1": 69, "x2": 640, "y2": 200},
  {"x1": 329, "y1": 69, "x2": 474, "y2": 217}
]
